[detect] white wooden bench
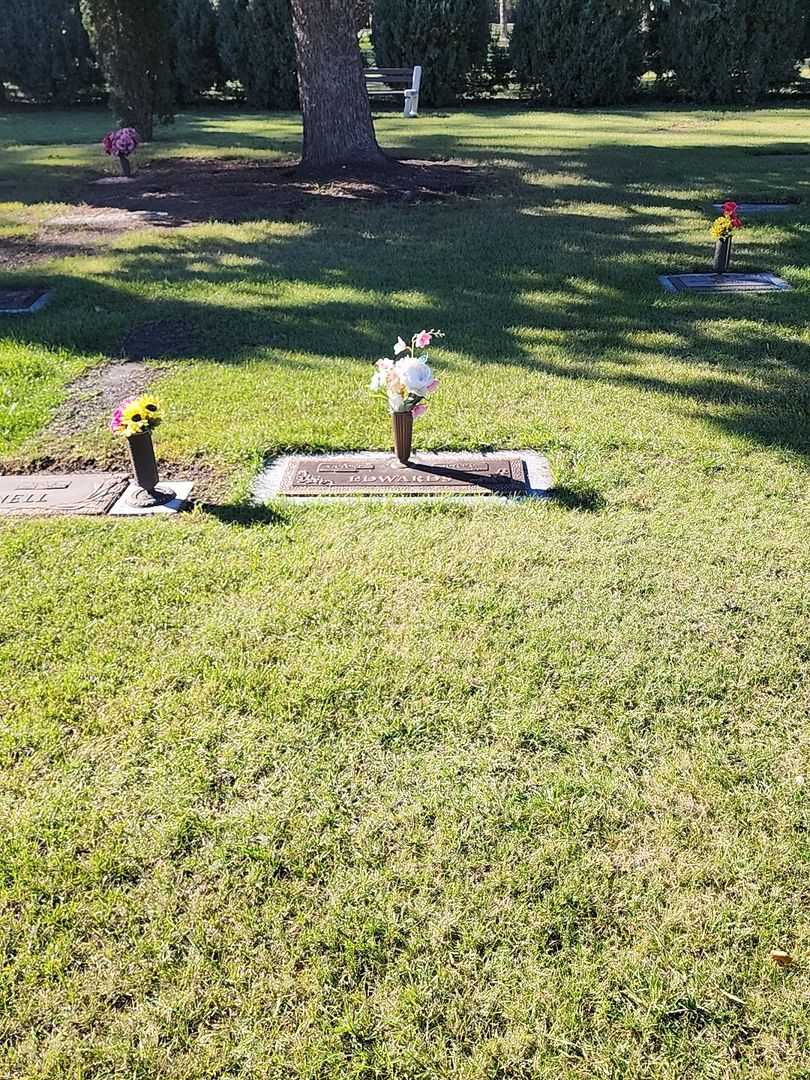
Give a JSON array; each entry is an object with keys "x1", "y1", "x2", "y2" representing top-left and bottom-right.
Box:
[{"x1": 364, "y1": 66, "x2": 422, "y2": 118}]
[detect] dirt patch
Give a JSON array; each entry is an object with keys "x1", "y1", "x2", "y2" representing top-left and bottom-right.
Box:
[
  {"x1": 1, "y1": 158, "x2": 488, "y2": 267},
  {"x1": 0, "y1": 234, "x2": 98, "y2": 268},
  {"x1": 0, "y1": 207, "x2": 184, "y2": 269},
  {"x1": 46, "y1": 360, "x2": 160, "y2": 439},
  {"x1": 80, "y1": 156, "x2": 488, "y2": 223},
  {"x1": 120, "y1": 318, "x2": 197, "y2": 361}
]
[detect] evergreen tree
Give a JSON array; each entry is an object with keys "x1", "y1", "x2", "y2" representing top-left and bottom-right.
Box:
[
  {"x1": 168, "y1": 0, "x2": 221, "y2": 104},
  {"x1": 510, "y1": 0, "x2": 644, "y2": 106},
  {"x1": 373, "y1": 0, "x2": 490, "y2": 107},
  {"x1": 655, "y1": 0, "x2": 805, "y2": 103},
  {"x1": 0, "y1": 0, "x2": 99, "y2": 104},
  {"x1": 81, "y1": 0, "x2": 173, "y2": 138},
  {"x1": 217, "y1": 0, "x2": 298, "y2": 108}
]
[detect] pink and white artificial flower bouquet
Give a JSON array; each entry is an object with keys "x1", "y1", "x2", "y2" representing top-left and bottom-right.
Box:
[{"x1": 369, "y1": 330, "x2": 442, "y2": 416}]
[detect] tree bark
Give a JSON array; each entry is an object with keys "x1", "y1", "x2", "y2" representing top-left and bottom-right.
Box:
[{"x1": 288, "y1": 0, "x2": 387, "y2": 169}]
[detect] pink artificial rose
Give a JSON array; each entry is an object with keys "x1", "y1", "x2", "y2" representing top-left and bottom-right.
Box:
[
  {"x1": 425, "y1": 379, "x2": 439, "y2": 394},
  {"x1": 414, "y1": 330, "x2": 432, "y2": 349},
  {"x1": 110, "y1": 407, "x2": 124, "y2": 432},
  {"x1": 102, "y1": 132, "x2": 114, "y2": 155},
  {"x1": 411, "y1": 403, "x2": 428, "y2": 418}
]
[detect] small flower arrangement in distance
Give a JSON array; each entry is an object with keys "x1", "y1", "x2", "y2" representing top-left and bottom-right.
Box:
[
  {"x1": 110, "y1": 395, "x2": 162, "y2": 437},
  {"x1": 711, "y1": 200, "x2": 743, "y2": 241},
  {"x1": 370, "y1": 330, "x2": 443, "y2": 463},
  {"x1": 102, "y1": 127, "x2": 140, "y2": 176},
  {"x1": 711, "y1": 201, "x2": 742, "y2": 273}
]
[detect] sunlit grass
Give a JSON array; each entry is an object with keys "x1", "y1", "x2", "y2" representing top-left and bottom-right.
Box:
[{"x1": 1, "y1": 106, "x2": 809, "y2": 1079}]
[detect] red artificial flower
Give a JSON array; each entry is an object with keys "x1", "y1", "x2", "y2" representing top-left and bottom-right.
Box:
[
  {"x1": 731, "y1": 216, "x2": 742, "y2": 229},
  {"x1": 723, "y1": 200, "x2": 738, "y2": 215}
]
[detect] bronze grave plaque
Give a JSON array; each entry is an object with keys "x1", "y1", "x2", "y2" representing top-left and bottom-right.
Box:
[
  {"x1": 279, "y1": 456, "x2": 529, "y2": 496},
  {"x1": 0, "y1": 473, "x2": 128, "y2": 516}
]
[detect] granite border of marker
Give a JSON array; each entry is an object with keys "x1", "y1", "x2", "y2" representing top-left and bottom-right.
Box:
[
  {"x1": 0, "y1": 289, "x2": 53, "y2": 316},
  {"x1": 252, "y1": 450, "x2": 554, "y2": 502}
]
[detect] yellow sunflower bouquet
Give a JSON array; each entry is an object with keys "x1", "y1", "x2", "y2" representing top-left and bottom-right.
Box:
[{"x1": 110, "y1": 395, "x2": 162, "y2": 437}]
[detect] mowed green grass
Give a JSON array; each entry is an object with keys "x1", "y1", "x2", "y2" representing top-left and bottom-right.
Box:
[{"x1": 1, "y1": 106, "x2": 809, "y2": 1078}]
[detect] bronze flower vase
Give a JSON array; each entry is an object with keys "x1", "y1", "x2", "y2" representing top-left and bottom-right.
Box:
[
  {"x1": 392, "y1": 411, "x2": 413, "y2": 465},
  {"x1": 713, "y1": 237, "x2": 732, "y2": 274},
  {"x1": 126, "y1": 431, "x2": 175, "y2": 507},
  {"x1": 119, "y1": 153, "x2": 131, "y2": 177}
]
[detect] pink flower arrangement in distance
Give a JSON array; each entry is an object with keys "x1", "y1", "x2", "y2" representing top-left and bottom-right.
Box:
[
  {"x1": 370, "y1": 330, "x2": 443, "y2": 416},
  {"x1": 102, "y1": 127, "x2": 140, "y2": 158}
]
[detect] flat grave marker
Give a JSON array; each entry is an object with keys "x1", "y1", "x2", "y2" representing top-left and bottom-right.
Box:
[
  {"x1": 254, "y1": 451, "x2": 553, "y2": 501},
  {"x1": 0, "y1": 473, "x2": 127, "y2": 516},
  {"x1": 0, "y1": 288, "x2": 52, "y2": 315},
  {"x1": 659, "y1": 272, "x2": 792, "y2": 294},
  {"x1": 712, "y1": 202, "x2": 798, "y2": 214}
]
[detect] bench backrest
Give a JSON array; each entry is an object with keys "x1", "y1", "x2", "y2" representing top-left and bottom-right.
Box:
[{"x1": 364, "y1": 67, "x2": 421, "y2": 90}]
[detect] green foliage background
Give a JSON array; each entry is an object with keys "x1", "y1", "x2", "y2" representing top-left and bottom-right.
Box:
[
  {"x1": 372, "y1": 0, "x2": 491, "y2": 106},
  {"x1": 510, "y1": 0, "x2": 645, "y2": 106}
]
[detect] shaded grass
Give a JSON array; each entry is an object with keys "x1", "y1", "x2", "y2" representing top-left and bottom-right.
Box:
[{"x1": 1, "y1": 106, "x2": 809, "y2": 1078}]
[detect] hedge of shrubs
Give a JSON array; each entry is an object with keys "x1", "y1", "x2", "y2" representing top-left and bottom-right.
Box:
[{"x1": 0, "y1": 0, "x2": 807, "y2": 109}]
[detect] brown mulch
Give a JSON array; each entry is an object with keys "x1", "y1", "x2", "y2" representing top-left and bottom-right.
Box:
[
  {"x1": 0, "y1": 157, "x2": 486, "y2": 268},
  {"x1": 81, "y1": 156, "x2": 486, "y2": 223}
]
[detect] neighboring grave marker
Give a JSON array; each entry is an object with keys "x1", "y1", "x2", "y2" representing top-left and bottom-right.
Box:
[
  {"x1": 0, "y1": 473, "x2": 127, "y2": 516},
  {"x1": 659, "y1": 272, "x2": 792, "y2": 294},
  {"x1": 712, "y1": 202, "x2": 796, "y2": 214},
  {"x1": 0, "y1": 288, "x2": 52, "y2": 315}
]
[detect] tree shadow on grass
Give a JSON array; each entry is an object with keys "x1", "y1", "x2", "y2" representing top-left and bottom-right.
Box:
[{"x1": 3, "y1": 136, "x2": 809, "y2": 472}]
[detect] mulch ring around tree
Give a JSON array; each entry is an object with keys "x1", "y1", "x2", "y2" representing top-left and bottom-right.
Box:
[{"x1": 82, "y1": 157, "x2": 489, "y2": 222}]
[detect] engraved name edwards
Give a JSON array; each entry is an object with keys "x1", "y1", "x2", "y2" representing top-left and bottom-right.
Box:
[{"x1": 280, "y1": 457, "x2": 527, "y2": 497}]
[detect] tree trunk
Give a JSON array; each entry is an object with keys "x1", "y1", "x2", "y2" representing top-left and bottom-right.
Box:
[{"x1": 289, "y1": 0, "x2": 386, "y2": 169}]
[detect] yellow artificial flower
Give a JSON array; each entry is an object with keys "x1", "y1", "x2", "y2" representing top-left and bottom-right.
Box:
[
  {"x1": 140, "y1": 397, "x2": 162, "y2": 426},
  {"x1": 711, "y1": 215, "x2": 733, "y2": 240}
]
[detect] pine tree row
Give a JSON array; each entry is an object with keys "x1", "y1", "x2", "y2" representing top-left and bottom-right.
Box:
[{"x1": 1, "y1": 0, "x2": 808, "y2": 112}]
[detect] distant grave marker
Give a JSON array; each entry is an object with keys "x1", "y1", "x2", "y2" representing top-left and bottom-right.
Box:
[
  {"x1": 0, "y1": 473, "x2": 127, "y2": 516},
  {"x1": 659, "y1": 273, "x2": 792, "y2": 294},
  {"x1": 712, "y1": 202, "x2": 796, "y2": 214},
  {"x1": 0, "y1": 288, "x2": 51, "y2": 315}
]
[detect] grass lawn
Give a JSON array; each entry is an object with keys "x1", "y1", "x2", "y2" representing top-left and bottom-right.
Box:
[{"x1": 1, "y1": 105, "x2": 809, "y2": 1078}]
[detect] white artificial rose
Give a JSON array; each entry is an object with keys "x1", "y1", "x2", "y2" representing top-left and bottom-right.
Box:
[
  {"x1": 395, "y1": 357, "x2": 433, "y2": 395},
  {"x1": 387, "y1": 389, "x2": 405, "y2": 411}
]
